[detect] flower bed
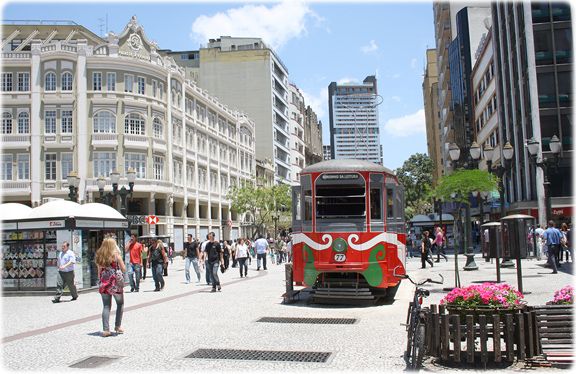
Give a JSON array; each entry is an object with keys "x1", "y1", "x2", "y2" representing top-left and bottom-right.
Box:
[
  {"x1": 441, "y1": 282, "x2": 525, "y2": 310},
  {"x1": 547, "y1": 285, "x2": 574, "y2": 305}
]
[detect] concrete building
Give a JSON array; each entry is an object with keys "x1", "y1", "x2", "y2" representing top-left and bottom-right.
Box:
[
  {"x1": 323, "y1": 145, "x2": 332, "y2": 160},
  {"x1": 170, "y1": 36, "x2": 292, "y2": 183},
  {"x1": 304, "y1": 106, "x2": 323, "y2": 167},
  {"x1": 328, "y1": 75, "x2": 382, "y2": 164},
  {"x1": 422, "y1": 48, "x2": 442, "y2": 186},
  {"x1": 288, "y1": 83, "x2": 306, "y2": 184},
  {"x1": 491, "y1": 1, "x2": 573, "y2": 225},
  {"x1": 0, "y1": 17, "x2": 257, "y2": 246}
]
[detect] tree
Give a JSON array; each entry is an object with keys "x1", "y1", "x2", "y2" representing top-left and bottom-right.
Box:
[
  {"x1": 395, "y1": 153, "x2": 434, "y2": 221},
  {"x1": 226, "y1": 181, "x2": 291, "y2": 239},
  {"x1": 430, "y1": 169, "x2": 499, "y2": 288}
]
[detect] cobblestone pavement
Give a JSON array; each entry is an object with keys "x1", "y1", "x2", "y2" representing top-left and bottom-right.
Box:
[{"x1": 1, "y1": 252, "x2": 573, "y2": 372}]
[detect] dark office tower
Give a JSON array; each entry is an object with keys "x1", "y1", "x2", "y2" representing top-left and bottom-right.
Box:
[{"x1": 491, "y1": 1, "x2": 572, "y2": 224}]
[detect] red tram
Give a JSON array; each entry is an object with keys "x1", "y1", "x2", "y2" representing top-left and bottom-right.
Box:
[{"x1": 288, "y1": 159, "x2": 407, "y2": 302}]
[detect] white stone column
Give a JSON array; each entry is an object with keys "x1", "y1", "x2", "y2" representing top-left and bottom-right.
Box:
[
  {"x1": 76, "y1": 39, "x2": 88, "y2": 204},
  {"x1": 30, "y1": 40, "x2": 42, "y2": 206}
]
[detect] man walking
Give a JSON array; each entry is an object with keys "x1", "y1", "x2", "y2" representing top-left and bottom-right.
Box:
[
  {"x1": 52, "y1": 241, "x2": 78, "y2": 303},
  {"x1": 124, "y1": 234, "x2": 143, "y2": 292},
  {"x1": 184, "y1": 234, "x2": 201, "y2": 283},
  {"x1": 205, "y1": 232, "x2": 224, "y2": 292},
  {"x1": 254, "y1": 235, "x2": 269, "y2": 270},
  {"x1": 200, "y1": 234, "x2": 212, "y2": 285},
  {"x1": 544, "y1": 220, "x2": 562, "y2": 274}
]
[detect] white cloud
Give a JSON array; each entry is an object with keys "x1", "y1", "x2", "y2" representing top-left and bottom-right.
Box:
[
  {"x1": 301, "y1": 87, "x2": 328, "y2": 120},
  {"x1": 383, "y1": 109, "x2": 426, "y2": 137},
  {"x1": 410, "y1": 58, "x2": 418, "y2": 69},
  {"x1": 361, "y1": 40, "x2": 378, "y2": 54},
  {"x1": 391, "y1": 96, "x2": 401, "y2": 102},
  {"x1": 190, "y1": 0, "x2": 317, "y2": 50}
]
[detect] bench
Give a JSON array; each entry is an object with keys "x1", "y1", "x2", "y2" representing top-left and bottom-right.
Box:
[{"x1": 532, "y1": 304, "x2": 574, "y2": 367}]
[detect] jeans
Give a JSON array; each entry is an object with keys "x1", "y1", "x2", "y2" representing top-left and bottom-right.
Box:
[
  {"x1": 547, "y1": 244, "x2": 560, "y2": 273},
  {"x1": 238, "y1": 257, "x2": 248, "y2": 276},
  {"x1": 101, "y1": 293, "x2": 124, "y2": 331},
  {"x1": 54, "y1": 271, "x2": 78, "y2": 300},
  {"x1": 141, "y1": 258, "x2": 147, "y2": 279},
  {"x1": 205, "y1": 261, "x2": 212, "y2": 284},
  {"x1": 151, "y1": 262, "x2": 165, "y2": 290},
  {"x1": 209, "y1": 261, "x2": 220, "y2": 288},
  {"x1": 127, "y1": 263, "x2": 141, "y2": 291},
  {"x1": 257, "y1": 253, "x2": 267, "y2": 270},
  {"x1": 185, "y1": 257, "x2": 201, "y2": 282}
]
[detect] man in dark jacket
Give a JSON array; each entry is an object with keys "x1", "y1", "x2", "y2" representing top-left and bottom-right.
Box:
[{"x1": 206, "y1": 232, "x2": 224, "y2": 292}]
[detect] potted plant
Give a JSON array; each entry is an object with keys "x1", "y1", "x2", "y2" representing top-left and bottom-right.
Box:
[
  {"x1": 547, "y1": 285, "x2": 574, "y2": 305},
  {"x1": 440, "y1": 282, "x2": 526, "y2": 320}
]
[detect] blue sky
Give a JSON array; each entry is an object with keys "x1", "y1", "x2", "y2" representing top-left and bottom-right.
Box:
[{"x1": 3, "y1": 0, "x2": 435, "y2": 170}]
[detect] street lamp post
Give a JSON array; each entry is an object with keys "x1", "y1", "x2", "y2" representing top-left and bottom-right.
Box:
[
  {"x1": 272, "y1": 212, "x2": 280, "y2": 241},
  {"x1": 526, "y1": 135, "x2": 561, "y2": 223},
  {"x1": 448, "y1": 142, "x2": 479, "y2": 271},
  {"x1": 96, "y1": 168, "x2": 136, "y2": 215},
  {"x1": 66, "y1": 171, "x2": 80, "y2": 202},
  {"x1": 483, "y1": 141, "x2": 515, "y2": 267}
]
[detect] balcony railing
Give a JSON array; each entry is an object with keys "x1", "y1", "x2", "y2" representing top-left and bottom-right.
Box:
[
  {"x1": 1, "y1": 134, "x2": 31, "y2": 149},
  {"x1": 124, "y1": 134, "x2": 149, "y2": 150},
  {"x1": 92, "y1": 133, "x2": 119, "y2": 148},
  {"x1": 1, "y1": 180, "x2": 31, "y2": 193}
]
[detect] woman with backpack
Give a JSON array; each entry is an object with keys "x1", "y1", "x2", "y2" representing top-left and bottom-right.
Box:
[{"x1": 421, "y1": 231, "x2": 434, "y2": 268}]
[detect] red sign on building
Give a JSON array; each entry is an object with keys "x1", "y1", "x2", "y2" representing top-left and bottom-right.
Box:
[{"x1": 146, "y1": 215, "x2": 159, "y2": 224}]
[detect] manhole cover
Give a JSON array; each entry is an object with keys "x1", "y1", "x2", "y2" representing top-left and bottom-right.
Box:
[
  {"x1": 186, "y1": 348, "x2": 331, "y2": 362},
  {"x1": 69, "y1": 356, "x2": 119, "y2": 368},
  {"x1": 257, "y1": 317, "x2": 356, "y2": 324}
]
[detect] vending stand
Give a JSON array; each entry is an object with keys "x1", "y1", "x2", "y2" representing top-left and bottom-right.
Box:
[{"x1": 1, "y1": 200, "x2": 128, "y2": 294}]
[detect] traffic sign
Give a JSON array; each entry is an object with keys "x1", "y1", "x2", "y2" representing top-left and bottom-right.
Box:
[{"x1": 146, "y1": 215, "x2": 159, "y2": 224}]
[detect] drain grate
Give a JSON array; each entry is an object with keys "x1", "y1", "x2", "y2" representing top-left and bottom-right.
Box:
[
  {"x1": 257, "y1": 317, "x2": 357, "y2": 324},
  {"x1": 69, "y1": 356, "x2": 119, "y2": 368},
  {"x1": 186, "y1": 348, "x2": 331, "y2": 362},
  {"x1": 522, "y1": 275, "x2": 543, "y2": 278}
]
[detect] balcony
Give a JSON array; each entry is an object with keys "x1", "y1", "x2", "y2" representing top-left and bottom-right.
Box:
[
  {"x1": 1, "y1": 180, "x2": 31, "y2": 195},
  {"x1": 124, "y1": 134, "x2": 148, "y2": 150},
  {"x1": 152, "y1": 138, "x2": 167, "y2": 153},
  {"x1": 92, "y1": 133, "x2": 118, "y2": 149},
  {"x1": 1, "y1": 134, "x2": 31, "y2": 149}
]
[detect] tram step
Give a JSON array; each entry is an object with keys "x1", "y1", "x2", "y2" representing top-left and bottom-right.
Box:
[
  {"x1": 313, "y1": 294, "x2": 375, "y2": 300},
  {"x1": 315, "y1": 287, "x2": 372, "y2": 293}
]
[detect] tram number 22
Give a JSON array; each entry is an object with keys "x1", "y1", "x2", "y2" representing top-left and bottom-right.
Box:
[{"x1": 334, "y1": 253, "x2": 346, "y2": 262}]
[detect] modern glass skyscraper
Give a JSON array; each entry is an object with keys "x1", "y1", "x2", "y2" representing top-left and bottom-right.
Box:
[{"x1": 328, "y1": 76, "x2": 382, "y2": 164}]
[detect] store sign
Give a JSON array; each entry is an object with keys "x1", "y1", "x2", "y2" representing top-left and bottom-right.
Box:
[
  {"x1": 105, "y1": 221, "x2": 130, "y2": 229},
  {"x1": 3, "y1": 222, "x2": 17, "y2": 230},
  {"x1": 19, "y1": 220, "x2": 66, "y2": 230},
  {"x1": 146, "y1": 215, "x2": 160, "y2": 224},
  {"x1": 127, "y1": 215, "x2": 146, "y2": 225},
  {"x1": 321, "y1": 173, "x2": 359, "y2": 180},
  {"x1": 552, "y1": 207, "x2": 572, "y2": 217},
  {"x1": 75, "y1": 219, "x2": 104, "y2": 228}
]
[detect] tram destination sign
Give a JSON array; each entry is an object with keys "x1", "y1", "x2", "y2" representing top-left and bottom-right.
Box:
[{"x1": 321, "y1": 173, "x2": 359, "y2": 180}]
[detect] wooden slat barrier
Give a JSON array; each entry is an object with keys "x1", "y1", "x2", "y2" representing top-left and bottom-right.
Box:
[
  {"x1": 424, "y1": 305, "x2": 538, "y2": 364},
  {"x1": 530, "y1": 304, "x2": 574, "y2": 366}
]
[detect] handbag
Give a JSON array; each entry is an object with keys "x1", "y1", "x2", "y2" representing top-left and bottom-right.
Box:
[{"x1": 114, "y1": 260, "x2": 125, "y2": 288}]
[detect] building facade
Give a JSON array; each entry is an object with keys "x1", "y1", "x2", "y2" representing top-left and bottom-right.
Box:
[
  {"x1": 170, "y1": 36, "x2": 292, "y2": 183},
  {"x1": 288, "y1": 83, "x2": 306, "y2": 185},
  {"x1": 491, "y1": 1, "x2": 572, "y2": 225},
  {"x1": 328, "y1": 75, "x2": 382, "y2": 164},
  {"x1": 423, "y1": 48, "x2": 442, "y2": 186},
  {"x1": 322, "y1": 145, "x2": 332, "y2": 160},
  {"x1": 304, "y1": 106, "x2": 323, "y2": 166},
  {"x1": 1, "y1": 17, "x2": 257, "y2": 247}
]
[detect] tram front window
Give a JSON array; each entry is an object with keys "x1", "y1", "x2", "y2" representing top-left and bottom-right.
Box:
[{"x1": 315, "y1": 173, "x2": 366, "y2": 232}]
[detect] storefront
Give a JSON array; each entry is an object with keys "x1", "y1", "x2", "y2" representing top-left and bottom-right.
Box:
[{"x1": 1, "y1": 200, "x2": 128, "y2": 293}]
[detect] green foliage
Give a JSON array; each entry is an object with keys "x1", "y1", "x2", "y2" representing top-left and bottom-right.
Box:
[
  {"x1": 226, "y1": 181, "x2": 291, "y2": 237},
  {"x1": 431, "y1": 169, "x2": 498, "y2": 205},
  {"x1": 395, "y1": 153, "x2": 434, "y2": 220}
]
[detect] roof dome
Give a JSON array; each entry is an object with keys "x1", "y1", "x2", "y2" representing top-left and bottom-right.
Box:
[
  {"x1": 0, "y1": 203, "x2": 33, "y2": 220},
  {"x1": 27, "y1": 199, "x2": 83, "y2": 219},
  {"x1": 79, "y1": 203, "x2": 126, "y2": 220}
]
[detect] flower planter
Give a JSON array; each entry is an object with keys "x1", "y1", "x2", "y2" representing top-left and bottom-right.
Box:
[{"x1": 446, "y1": 305, "x2": 526, "y2": 322}]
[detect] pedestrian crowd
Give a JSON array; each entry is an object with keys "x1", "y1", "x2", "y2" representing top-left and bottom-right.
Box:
[{"x1": 51, "y1": 231, "x2": 293, "y2": 338}]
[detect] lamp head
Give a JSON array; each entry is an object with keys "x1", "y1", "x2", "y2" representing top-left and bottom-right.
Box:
[
  {"x1": 549, "y1": 135, "x2": 561, "y2": 154},
  {"x1": 483, "y1": 143, "x2": 494, "y2": 163},
  {"x1": 502, "y1": 142, "x2": 514, "y2": 160},
  {"x1": 127, "y1": 167, "x2": 136, "y2": 184},
  {"x1": 97, "y1": 176, "x2": 106, "y2": 190},
  {"x1": 470, "y1": 141, "x2": 481, "y2": 160},
  {"x1": 67, "y1": 171, "x2": 79, "y2": 188},
  {"x1": 526, "y1": 137, "x2": 539, "y2": 157},
  {"x1": 448, "y1": 143, "x2": 461, "y2": 161},
  {"x1": 110, "y1": 170, "x2": 120, "y2": 185}
]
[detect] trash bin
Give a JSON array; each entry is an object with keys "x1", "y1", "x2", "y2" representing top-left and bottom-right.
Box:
[
  {"x1": 500, "y1": 214, "x2": 536, "y2": 260},
  {"x1": 481, "y1": 222, "x2": 501, "y2": 259}
]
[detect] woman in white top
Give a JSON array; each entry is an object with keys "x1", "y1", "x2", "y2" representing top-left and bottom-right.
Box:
[{"x1": 235, "y1": 238, "x2": 250, "y2": 278}]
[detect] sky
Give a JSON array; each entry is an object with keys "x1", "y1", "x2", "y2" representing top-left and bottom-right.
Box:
[{"x1": 2, "y1": 0, "x2": 436, "y2": 170}]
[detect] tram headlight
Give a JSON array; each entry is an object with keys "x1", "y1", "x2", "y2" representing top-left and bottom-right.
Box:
[{"x1": 333, "y1": 238, "x2": 348, "y2": 253}]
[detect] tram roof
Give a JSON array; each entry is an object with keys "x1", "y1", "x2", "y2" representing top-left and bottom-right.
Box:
[{"x1": 301, "y1": 159, "x2": 395, "y2": 175}]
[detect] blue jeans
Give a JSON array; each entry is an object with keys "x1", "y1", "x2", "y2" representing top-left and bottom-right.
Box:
[
  {"x1": 127, "y1": 263, "x2": 141, "y2": 291},
  {"x1": 185, "y1": 257, "x2": 201, "y2": 282},
  {"x1": 238, "y1": 258, "x2": 248, "y2": 276},
  {"x1": 151, "y1": 262, "x2": 165, "y2": 290},
  {"x1": 209, "y1": 261, "x2": 220, "y2": 288}
]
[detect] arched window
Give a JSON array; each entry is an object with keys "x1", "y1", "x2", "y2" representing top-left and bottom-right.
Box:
[
  {"x1": 61, "y1": 72, "x2": 73, "y2": 91},
  {"x1": 93, "y1": 111, "x2": 116, "y2": 133},
  {"x1": 153, "y1": 117, "x2": 163, "y2": 138},
  {"x1": 45, "y1": 72, "x2": 56, "y2": 91},
  {"x1": 17, "y1": 112, "x2": 29, "y2": 134},
  {"x1": 2, "y1": 112, "x2": 13, "y2": 134},
  {"x1": 124, "y1": 112, "x2": 145, "y2": 135}
]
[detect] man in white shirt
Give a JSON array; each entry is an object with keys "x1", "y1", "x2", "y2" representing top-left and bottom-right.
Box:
[
  {"x1": 200, "y1": 235, "x2": 211, "y2": 285},
  {"x1": 254, "y1": 235, "x2": 269, "y2": 270}
]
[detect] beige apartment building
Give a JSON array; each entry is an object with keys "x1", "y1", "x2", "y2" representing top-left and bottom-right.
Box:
[
  {"x1": 423, "y1": 48, "x2": 442, "y2": 186},
  {"x1": 0, "y1": 17, "x2": 257, "y2": 246}
]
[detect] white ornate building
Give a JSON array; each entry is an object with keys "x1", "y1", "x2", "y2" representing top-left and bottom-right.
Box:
[{"x1": 1, "y1": 17, "x2": 257, "y2": 246}]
